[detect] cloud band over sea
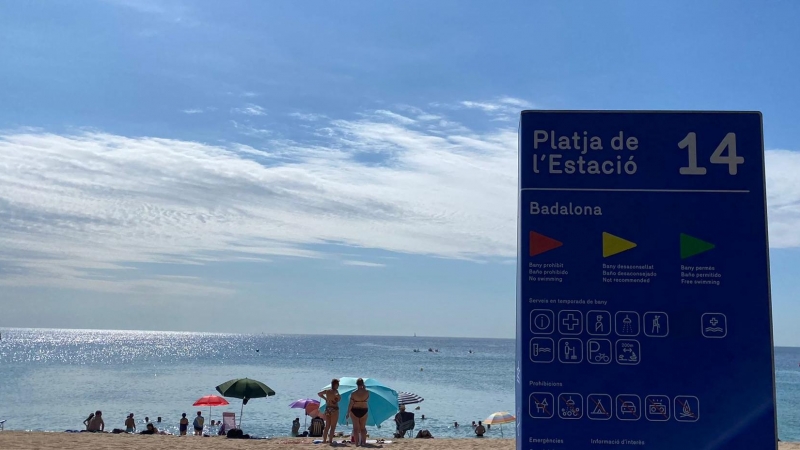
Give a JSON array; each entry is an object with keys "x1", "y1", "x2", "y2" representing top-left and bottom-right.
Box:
[{"x1": 0, "y1": 103, "x2": 798, "y2": 295}]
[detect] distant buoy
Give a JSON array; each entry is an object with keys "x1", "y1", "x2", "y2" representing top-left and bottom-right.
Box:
[{"x1": 420, "y1": 368, "x2": 423, "y2": 371}]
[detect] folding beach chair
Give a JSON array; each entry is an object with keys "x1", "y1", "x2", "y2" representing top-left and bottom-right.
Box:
[
  {"x1": 221, "y1": 412, "x2": 237, "y2": 433},
  {"x1": 308, "y1": 417, "x2": 325, "y2": 437},
  {"x1": 394, "y1": 412, "x2": 415, "y2": 438}
]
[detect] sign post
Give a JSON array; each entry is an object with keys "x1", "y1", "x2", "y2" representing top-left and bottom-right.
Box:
[{"x1": 516, "y1": 111, "x2": 776, "y2": 449}]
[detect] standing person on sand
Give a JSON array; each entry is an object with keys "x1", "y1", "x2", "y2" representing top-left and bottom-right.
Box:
[
  {"x1": 125, "y1": 414, "x2": 136, "y2": 433},
  {"x1": 318, "y1": 378, "x2": 342, "y2": 443},
  {"x1": 193, "y1": 411, "x2": 204, "y2": 435},
  {"x1": 179, "y1": 413, "x2": 189, "y2": 436},
  {"x1": 346, "y1": 378, "x2": 370, "y2": 447}
]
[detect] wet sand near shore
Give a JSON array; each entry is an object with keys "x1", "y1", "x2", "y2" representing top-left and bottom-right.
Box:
[{"x1": 0, "y1": 432, "x2": 796, "y2": 450}]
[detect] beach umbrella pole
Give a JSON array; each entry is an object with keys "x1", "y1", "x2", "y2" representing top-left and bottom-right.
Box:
[{"x1": 240, "y1": 401, "x2": 245, "y2": 428}]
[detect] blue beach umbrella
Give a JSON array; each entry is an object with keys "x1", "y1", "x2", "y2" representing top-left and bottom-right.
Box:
[{"x1": 318, "y1": 377, "x2": 399, "y2": 428}]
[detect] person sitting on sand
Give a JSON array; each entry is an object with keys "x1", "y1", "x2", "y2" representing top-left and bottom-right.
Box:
[
  {"x1": 87, "y1": 411, "x2": 105, "y2": 432},
  {"x1": 318, "y1": 378, "x2": 341, "y2": 443},
  {"x1": 125, "y1": 414, "x2": 136, "y2": 433},
  {"x1": 179, "y1": 413, "x2": 189, "y2": 436},
  {"x1": 291, "y1": 417, "x2": 301, "y2": 437},
  {"x1": 394, "y1": 405, "x2": 415, "y2": 438},
  {"x1": 193, "y1": 411, "x2": 204, "y2": 435},
  {"x1": 140, "y1": 423, "x2": 157, "y2": 435},
  {"x1": 475, "y1": 421, "x2": 485, "y2": 437},
  {"x1": 83, "y1": 413, "x2": 94, "y2": 430}
]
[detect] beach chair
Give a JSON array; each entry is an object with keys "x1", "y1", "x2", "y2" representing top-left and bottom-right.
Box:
[
  {"x1": 221, "y1": 412, "x2": 237, "y2": 433},
  {"x1": 308, "y1": 417, "x2": 325, "y2": 437},
  {"x1": 394, "y1": 412, "x2": 415, "y2": 438}
]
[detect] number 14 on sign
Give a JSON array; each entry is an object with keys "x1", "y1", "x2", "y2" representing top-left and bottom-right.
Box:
[{"x1": 678, "y1": 132, "x2": 743, "y2": 175}]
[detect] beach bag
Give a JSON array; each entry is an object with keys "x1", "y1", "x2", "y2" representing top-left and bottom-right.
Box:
[{"x1": 415, "y1": 429, "x2": 433, "y2": 439}]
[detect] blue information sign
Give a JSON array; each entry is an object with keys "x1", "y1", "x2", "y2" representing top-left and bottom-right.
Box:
[{"x1": 516, "y1": 111, "x2": 776, "y2": 449}]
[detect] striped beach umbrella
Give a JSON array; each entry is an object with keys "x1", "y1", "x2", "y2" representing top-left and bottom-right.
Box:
[
  {"x1": 398, "y1": 391, "x2": 424, "y2": 406},
  {"x1": 484, "y1": 411, "x2": 515, "y2": 437}
]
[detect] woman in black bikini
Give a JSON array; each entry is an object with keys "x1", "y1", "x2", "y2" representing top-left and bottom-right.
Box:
[
  {"x1": 318, "y1": 378, "x2": 341, "y2": 443},
  {"x1": 346, "y1": 378, "x2": 370, "y2": 446}
]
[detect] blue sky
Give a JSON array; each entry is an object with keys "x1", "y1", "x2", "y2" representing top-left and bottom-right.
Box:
[{"x1": 1, "y1": 0, "x2": 799, "y2": 342}]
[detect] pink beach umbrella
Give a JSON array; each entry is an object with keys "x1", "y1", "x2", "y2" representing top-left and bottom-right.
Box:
[
  {"x1": 193, "y1": 395, "x2": 230, "y2": 422},
  {"x1": 289, "y1": 398, "x2": 320, "y2": 426}
]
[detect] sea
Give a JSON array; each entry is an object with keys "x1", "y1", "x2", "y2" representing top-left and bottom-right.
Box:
[{"x1": 1, "y1": 328, "x2": 800, "y2": 440}]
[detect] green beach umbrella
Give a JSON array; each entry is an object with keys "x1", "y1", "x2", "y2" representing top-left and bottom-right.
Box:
[{"x1": 215, "y1": 378, "x2": 276, "y2": 427}]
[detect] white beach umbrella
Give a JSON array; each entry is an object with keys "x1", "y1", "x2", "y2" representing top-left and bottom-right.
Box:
[{"x1": 484, "y1": 411, "x2": 515, "y2": 437}]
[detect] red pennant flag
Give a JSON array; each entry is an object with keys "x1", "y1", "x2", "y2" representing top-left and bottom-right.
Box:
[{"x1": 530, "y1": 231, "x2": 563, "y2": 257}]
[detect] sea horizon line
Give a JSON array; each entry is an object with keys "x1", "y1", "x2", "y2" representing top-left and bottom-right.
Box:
[{"x1": 0, "y1": 326, "x2": 514, "y2": 341}]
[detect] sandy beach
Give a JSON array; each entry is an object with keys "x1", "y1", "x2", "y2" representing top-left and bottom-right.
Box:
[{"x1": 0, "y1": 432, "x2": 795, "y2": 450}]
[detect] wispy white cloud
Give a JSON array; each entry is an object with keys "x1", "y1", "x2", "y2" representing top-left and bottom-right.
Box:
[
  {"x1": 230, "y1": 120, "x2": 271, "y2": 137},
  {"x1": 289, "y1": 112, "x2": 326, "y2": 122},
  {"x1": 374, "y1": 110, "x2": 416, "y2": 124},
  {"x1": 458, "y1": 96, "x2": 534, "y2": 119},
  {"x1": 498, "y1": 97, "x2": 533, "y2": 108},
  {"x1": 342, "y1": 260, "x2": 386, "y2": 268},
  {"x1": 231, "y1": 104, "x2": 266, "y2": 116},
  {"x1": 391, "y1": 105, "x2": 442, "y2": 123},
  {"x1": 766, "y1": 149, "x2": 800, "y2": 248},
  {"x1": 226, "y1": 91, "x2": 261, "y2": 98},
  {"x1": 460, "y1": 101, "x2": 504, "y2": 112},
  {"x1": 1, "y1": 101, "x2": 798, "y2": 295},
  {"x1": 181, "y1": 107, "x2": 217, "y2": 114}
]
